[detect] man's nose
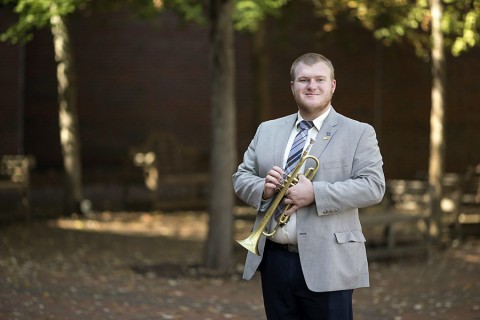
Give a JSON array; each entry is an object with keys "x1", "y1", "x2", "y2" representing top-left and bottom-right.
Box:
[{"x1": 306, "y1": 79, "x2": 316, "y2": 88}]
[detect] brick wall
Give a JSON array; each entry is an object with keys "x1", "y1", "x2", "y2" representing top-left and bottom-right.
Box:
[
  {"x1": 0, "y1": 3, "x2": 479, "y2": 183},
  {"x1": 0, "y1": 11, "x2": 22, "y2": 154}
]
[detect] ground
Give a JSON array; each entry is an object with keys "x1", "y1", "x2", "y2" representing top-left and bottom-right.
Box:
[{"x1": 0, "y1": 211, "x2": 479, "y2": 320}]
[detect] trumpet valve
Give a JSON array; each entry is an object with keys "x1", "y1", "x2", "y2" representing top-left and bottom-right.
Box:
[{"x1": 275, "y1": 175, "x2": 289, "y2": 192}]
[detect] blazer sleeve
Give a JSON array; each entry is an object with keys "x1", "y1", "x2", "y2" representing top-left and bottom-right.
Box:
[{"x1": 232, "y1": 125, "x2": 266, "y2": 211}]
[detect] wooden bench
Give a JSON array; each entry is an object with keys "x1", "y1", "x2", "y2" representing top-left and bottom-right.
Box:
[
  {"x1": 360, "y1": 179, "x2": 431, "y2": 260},
  {"x1": 361, "y1": 174, "x2": 469, "y2": 260},
  {"x1": 457, "y1": 163, "x2": 480, "y2": 237},
  {"x1": 0, "y1": 155, "x2": 35, "y2": 219},
  {"x1": 361, "y1": 209, "x2": 430, "y2": 260},
  {"x1": 125, "y1": 132, "x2": 209, "y2": 210}
]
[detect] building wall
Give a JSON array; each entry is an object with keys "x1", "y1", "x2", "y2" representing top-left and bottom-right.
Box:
[
  {"x1": 0, "y1": 12, "x2": 23, "y2": 155},
  {"x1": 1, "y1": 3, "x2": 479, "y2": 184}
]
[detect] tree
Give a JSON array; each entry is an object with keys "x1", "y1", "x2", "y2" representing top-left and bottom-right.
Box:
[
  {"x1": 203, "y1": 0, "x2": 236, "y2": 272},
  {"x1": 0, "y1": 0, "x2": 204, "y2": 214},
  {"x1": 429, "y1": 0, "x2": 447, "y2": 241},
  {"x1": 202, "y1": 0, "x2": 289, "y2": 272},
  {"x1": 312, "y1": 0, "x2": 480, "y2": 241},
  {"x1": 2, "y1": 0, "x2": 290, "y2": 272},
  {"x1": 114, "y1": 0, "x2": 290, "y2": 273},
  {"x1": 312, "y1": 0, "x2": 479, "y2": 57},
  {"x1": 50, "y1": 4, "x2": 84, "y2": 215},
  {"x1": 112, "y1": 0, "x2": 237, "y2": 272},
  {"x1": 1, "y1": 0, "x2": 88, "y2": 214},
  {"x1": 149, "y1": 0, "x2": 290, "y2": 273}
]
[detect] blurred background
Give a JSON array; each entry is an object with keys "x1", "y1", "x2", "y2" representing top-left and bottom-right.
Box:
[
  {"x1": 1, "y1": 0, "x2": 478, "y2": 215},
  {"x1": 1, "y1": 1, "x2": 480, "y2": 319}
]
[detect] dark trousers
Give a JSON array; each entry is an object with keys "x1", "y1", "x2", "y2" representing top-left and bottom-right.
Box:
[{"x1": 260, "y1": 240, "x2": 353, "y2": 320}]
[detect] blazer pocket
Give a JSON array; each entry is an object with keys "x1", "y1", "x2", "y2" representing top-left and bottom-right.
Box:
[
  {"x1": 334, "y1": 230, "x2": 366, "y2": 244},
  {"x1": 321, "y1": 159, "x2": 351, "y2": 182},
  {"x1": 323, "y1": 159, "x2": 349, "y2": 170}
]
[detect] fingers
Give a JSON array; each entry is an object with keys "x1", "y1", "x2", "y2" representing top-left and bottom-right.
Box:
[
  {"x1": 283, "y1": 174, "x2": 314, "y2": 212},
  {"x1": 263, "y1": 166, "x2": 285, "y2": 199},
  {"x1": 284, "y1": 205, "x2": 298, "y2": 216},
  {"x1": 270, "y1": 166, "x2": 285, "y2": 181}
]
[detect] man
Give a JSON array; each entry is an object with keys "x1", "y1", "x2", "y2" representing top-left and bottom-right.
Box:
[{"x1": 232, "y1": 53, "x2": 385, "y2": 319}]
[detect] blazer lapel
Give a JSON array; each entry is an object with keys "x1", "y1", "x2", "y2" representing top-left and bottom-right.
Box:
[
  {"x1": 274, "y1": 115, "x2": 297, "y2": 168},
  {"x1": 311, "y1": 108, "x2": 338, "y2": 160}
]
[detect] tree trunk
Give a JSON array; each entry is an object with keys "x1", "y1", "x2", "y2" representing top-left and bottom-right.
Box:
[
  {"x1": 204, "y1": 0, "x2": 236, "y2": 273},
  {"x1": 428, "y1": 0, "x2": 446, "y2": 242},
  {"x1": 50, "y1": 12, "x2": 84, "y2": 215}
]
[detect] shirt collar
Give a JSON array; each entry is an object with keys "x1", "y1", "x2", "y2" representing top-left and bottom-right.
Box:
[{"x1": 296, "y1": 105, "x2": 331, "y2": 131}]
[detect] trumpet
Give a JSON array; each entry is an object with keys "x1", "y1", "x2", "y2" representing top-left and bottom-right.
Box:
[{"x1": 236, "y1": 138, "x2": 320, "y2": 255}]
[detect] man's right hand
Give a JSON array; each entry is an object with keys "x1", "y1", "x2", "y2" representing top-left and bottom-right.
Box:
[{"x1": 263, "y1": 166, "x2": 285, "y2": 200}]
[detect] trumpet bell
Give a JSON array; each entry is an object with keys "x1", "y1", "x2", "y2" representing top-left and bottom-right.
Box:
[{"x1": 236, "y1": 237, "x2": 260, "y2": 256}]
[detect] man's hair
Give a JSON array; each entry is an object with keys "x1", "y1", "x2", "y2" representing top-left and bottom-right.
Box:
[{"x1": 290, "y1": 53, "x2": 335, "y2": 81}]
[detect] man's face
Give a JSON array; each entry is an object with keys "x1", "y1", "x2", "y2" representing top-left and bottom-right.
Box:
[{"x1": 290, "y1": 62, "x2": 336, "y2": 120}]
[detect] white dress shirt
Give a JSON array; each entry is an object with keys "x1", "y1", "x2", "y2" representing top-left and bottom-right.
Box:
[{"x1": 268, "y1": 106, "x2": 331, "y2": 244}]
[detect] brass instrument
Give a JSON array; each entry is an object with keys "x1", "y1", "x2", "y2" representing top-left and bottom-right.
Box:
[{"x1": 236, "y1": 139, "x2": 320, "y2": 255}]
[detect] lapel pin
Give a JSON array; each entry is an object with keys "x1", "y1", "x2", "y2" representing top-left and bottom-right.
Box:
[{"x1": 323, "y1": 132, "x2": 332, "y2": 140}]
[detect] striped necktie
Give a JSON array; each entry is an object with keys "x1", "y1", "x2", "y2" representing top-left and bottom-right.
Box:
[{"x1": 274, "y1": 120, "x2": 314, "y2": 220}]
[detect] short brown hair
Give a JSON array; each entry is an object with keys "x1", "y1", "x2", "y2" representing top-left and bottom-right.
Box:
[{"x1": 290, "y1": 53, "x2": 335, "y2": 81}]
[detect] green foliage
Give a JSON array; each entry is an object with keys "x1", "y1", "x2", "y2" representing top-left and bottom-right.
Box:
[
  {"x1": 119, "y1": 0, "x2": 290, "y2": 30},
  {"x1": 166, "y1": 0, "x2": 204, "y2": 23},
  {"x1": 0, "y1": 0, "x2": 205, "y2": 44},
  {"x1": 0, "y1": 0, "x2": 91, "y2": 43},
  {"x1": 312, "y1": 0, "x2": 480, "y2": 57},
  {"x1": 446, "y1": 0, "x2": 480, "y2": 55},
  {"x1": 234, "y1": 0, "x2": 290, "y2": 31},
  {"x1": 1, "y1": 0, "x2": 291, "y2": 44}
]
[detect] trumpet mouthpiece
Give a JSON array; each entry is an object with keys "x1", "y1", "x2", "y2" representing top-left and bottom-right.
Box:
[{"x1": 305, "y1": 138, "x2": 316, "y2": 154}]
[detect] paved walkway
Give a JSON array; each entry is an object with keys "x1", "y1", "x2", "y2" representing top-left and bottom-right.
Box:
[{"x1": 0, "y1": 212, "x2": 479, "y2": 319}]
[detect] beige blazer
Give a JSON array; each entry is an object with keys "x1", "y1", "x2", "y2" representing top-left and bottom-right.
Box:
[{"x1": 232, "y1": 108, "x2": 386, "y2": 292}]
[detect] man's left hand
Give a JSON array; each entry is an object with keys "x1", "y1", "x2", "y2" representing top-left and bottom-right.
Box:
[{"x1": 283, "y1": 174, "x2": 315, "y2": 215}]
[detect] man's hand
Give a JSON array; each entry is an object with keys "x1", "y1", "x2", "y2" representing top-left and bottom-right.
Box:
[
  {"x1": 263, "y1": 166, "x2": 284, "y2": 200},
  {"x1": 283, "y1": 174, "x2": 314, "y2": 215}
]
